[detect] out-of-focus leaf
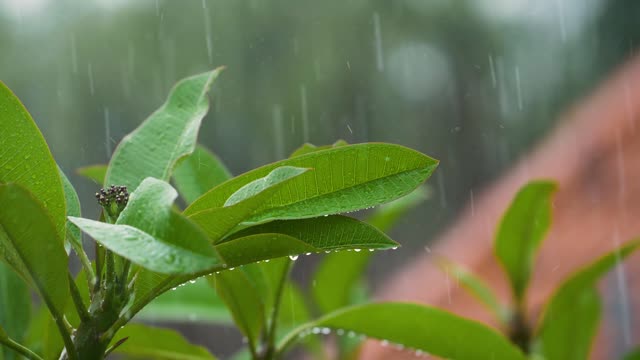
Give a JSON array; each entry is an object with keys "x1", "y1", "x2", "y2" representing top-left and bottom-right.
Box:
[
  {"x1": 0, "y1": 81, "x2": 67, "y2": 245},
  {"x1": 437, "y1": 259, "x2": 510, "y2": 326},
  {"x1": 0, "y1": 262, "x2": 31, "y2": 360},
  {"x1": 623, "y1": 348, "x2": 640, "y2": 360},
  {"x1": 537, "y1": 241, "x2": 640, "y2": 360},
  {"x1": 76, "y1": 164, "x2": 107, "y2": 184},
  {"x1": 289, "y1": 140, "x2": 348, "y2": 158},
  {"x1": 278, "y1": 303, "x2": 525, "y2": 360},
  {"x1": 495, "y1": 180, "x2": 557, "y2": 301},
  {"x1": 185, "y1": 143, "x2": 438, "y2": 224},
  {"x1": 112, "y1": 323, "x2": 217, "y2": 359},
  {"x1": 58, "y1": 167, "x2": 82, "y2": 255},
  {"x1": 69, "y1": 178, "x2": 223, "y2": 274},
  {"x1": 138, "y1": 278, "x2": 231, "y2": 324},
  {"x1": 209, "y1": 270, "x2": 265, "y2": 353},
  {"x1": 105, "y1": 68, "x2": 223, "y2": 191},
  {"x1": 365, "y1": 186, "x2": 429, "y2": 231},
  {"x1": 173, "y1": 145, "x2": 232, "y2": 204},
  {"x1": 187, "y1": 166, "x2": 309, "y2": 243}
]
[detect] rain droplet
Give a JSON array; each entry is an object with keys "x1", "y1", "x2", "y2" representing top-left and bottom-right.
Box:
[{"x1": 289, "y1": 255, "x2": 299, "y2": 261}]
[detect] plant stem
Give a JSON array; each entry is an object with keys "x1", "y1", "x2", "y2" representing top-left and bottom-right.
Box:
[
  {"x1": 263, "y1": 259, "x2": 294, "y2": 360},
  {"x1": 0, "y1": 336, "x2": 44, "y2": 360},
  {"x1": 68, "y1": 273, "x2": 90, "y2": 322},
  {"x1": 509, "y1": 300, "x2": 530, "y2": 353}
]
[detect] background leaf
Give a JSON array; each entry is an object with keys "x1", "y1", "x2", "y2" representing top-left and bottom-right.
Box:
[
  {"x1": 173, "y1": 144, "x2": 232, "y2": 205},
  {"x1": 623, "y1": 348, "x2": 640, "y2": 360},
  {"x1": 289, "y1": 140, "x2": 348, "y2": 158},
  {"x1": 0, "y1": 262, "x2": 31, "y2": 360},
  {"x1": 494, "y1": 180, "x2": 557, "y2": 301},
  {"x1": 279, "y1": 303, "x2": 525, "y2": 360},
  {"x1": 185, "y1": 143, "x2": 438, "y2": 224},
  {"x1": 105, "y1": 68, "x2": 223, "y2": 191},
  {"x1": 76, "y1": 164, "x2": 107, "y2": 184},
  {"x1": 0, "y1": 81, "x2": 67, "y2": 245},
  {"x1": 112, "y1": 323, "x2": 217, "y2": 359},
  {"x1": 58, "y1": 167, "x2": 82, "y2": 255},
  {"x1": 537, "y1": 241, "x2": 640, "y2": 360}
]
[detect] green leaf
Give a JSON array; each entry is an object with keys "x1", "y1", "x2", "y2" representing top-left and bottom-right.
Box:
[
  {"x1": 69, "y1": 178, "x2": 223, "y2": 274},
  {"x1": 223, "y1": 215, "x2": 398, "y2": 251},
  {"x1": 112, "y1": 323, "x2": 217, "y2": 359},
  {"x1": 209, "y1": 270, "x2": 266, "y2": 352},
  {"x1": 494, "y1": 180, "x2": 557, "y2": 301},
  {"x1": 216, "y1": 234, "x2": 318, "y2": 268},
  {"x1": 437, "y1": 259, "x2": 510, "y2": 326},
  {"x1": 623, "y1": 348, "x2": 640, "y2": 360},
  {"x1": 58, "y1": 167, "x2": 82, "y2": 255},
  {"x1": 137, "y1": 278, "x2": 231, "y2": 324},
  {"x1": 278, "y1": 303, "x2": 525, "y2": 360},
  {"x1": 105, "y1": 68, "x2": 223, "y2": 191},
  {"x1": 289, "y1": 140, "x2": 348, "y2": 158},
  {"x1": 0, "y1": 81, "x2": 66, "y2": 245},
  {"x1": 185, "y1": 143, "x2": 438, "y2": 224},
  {"x1": 173, "y1": 145, "x2": 232, "y2": 204},
  {"x1": 187, "y1": 166, "x2": 310, "y2": 243},
  {"x1": 76, "y1": 164, "x2": 107, "y2": 184},
  {"x1": 0, "y1": 184, "x2": 69, "y2": 329},
  {"x1": 537, "y1": 241, "x2": 640, "y2": 360},
  {"x1": 0, "y1": 262, "x2": 31, "y2": 360},
  {"x1": 312, "y1": 187, "x2": 428, "y2": 315}
]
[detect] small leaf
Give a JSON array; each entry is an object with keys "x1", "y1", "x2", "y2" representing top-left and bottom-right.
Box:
[
  {"x1": 173, "y1": 145, "x2": 232, "y2": 204},
  {"x1": 138, "y1": 278, "x2": 231, "y2": 324},
  {"x1": 279, "y1": 303, "x2": 525, "y2": 360},
  {"x1": 187, "y1": 166, "x2": 309, "y2": 243},
  {"x1": 185, "y1": 143, "x2": 438, "y2": 224},
  {"x1": 105, "y1": 68, "x2": 223, "y2": 191},
  {"x1": 537, "y1": 241, "x2": 640, "y2": 360},
  {"x1": 58, "y1": 167, "x2": 82, "y2": 255},
  {"x1": 0, "y1": 81, "x2": 67, "y2": 245},
  {"x1": 437, "y1": 259, "x2": 510, "y2": 326},
  {"x1": 112, "y1": 323, "x2": 217, "y2": 359},
  {"x1": 69, "y1": 178, "x2": 224, "y2": 275},
  {"x1": 494, "y1": 180, "x2": 557, "y2": 301},
  {"x1": 76, "y1": 164, "x2": 107, "y2": 184},
  {"x1": 0, "y1": 184, "x2": 70, "y2": 325},
  {"x1": 0, "y1": 262, "x2": 31, "y2": 359},
  {"x1": 289, "y1": 140, "x2": 348, "y2": 158},
  {"x1": 209, "y1": 270, "x2": 265, "y2": 352}
]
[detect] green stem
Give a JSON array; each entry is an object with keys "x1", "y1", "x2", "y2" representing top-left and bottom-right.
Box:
[
  {"x1": 0, "y1": 336, "x2": 43, "y2": 360},
  {"x1": 263, "y1": 259, "x2": 294, "y2": 360},
  {"x1": 71, "y1": 242, "x2": 96, "y2": 288},
  {"x1": 509, "y1": 300, "x2": 530, "y2": 353},
  {"x1": 68, "y1": 273, "x2": 90, "y2": 322}
]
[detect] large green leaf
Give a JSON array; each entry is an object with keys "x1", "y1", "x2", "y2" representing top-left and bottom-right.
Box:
[
  {"x1": 312, "y1": 187, "x2": 427, "y2": 314},
  {"x1": 112, "y1": 323, "x2": 217, "y2": 359},
  {"x1": 0, "y1": 184, "x2": 69, "y2": 329},
  {"x1": 0, "y1": 81, "x2": 66, "y2": 245},
  {"x1": 537, "y1": 241, "x2": 640, "y2": 360},
  {"x1": 173, "y1": 145, "x2": 232, "y2": 204},
  {"x1": 185, "y1": 143, "x2": 438, "y2": 224},
  {"x1": 0, "y1": 263, "x2": 31, "y2": 360},
  {"x1": 187, "y1": 166, "x2": 310, "y2": 243},
  {"x1": 494, "y1": 180, "x2": 557, "y2": 301},
  {"x1": 137, "y1": 278, "x2": 231, "y2": 324},
  {"x1": 58, "y1": 167, "x2": 82, "y2": 255},
  {"x1": 105, "y1": 68, "x2": 223, "y2": 191},
  {"x1": 289, "y1": 140, "x2": 348, "y2": 158},
  {"x1": 69, "y1": 178, "x2": 223, "y2": 274},
  {"x1": 278, "y1": 303, "x2": 525, "y2": 360},
  {"x1": 76, "y1": 164, "x2": 107, "y2": 184},
  {"x1": 209, "y1": 270, "x2": 266, "y2": 353}
]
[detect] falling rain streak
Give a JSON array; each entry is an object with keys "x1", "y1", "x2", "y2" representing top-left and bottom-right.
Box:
[
  {"x1": 300, "y1": 85, "x2": 309, "y2": 142},
  {"x1": 373, "y1": 12, "x2": 384, "y2": 72}
]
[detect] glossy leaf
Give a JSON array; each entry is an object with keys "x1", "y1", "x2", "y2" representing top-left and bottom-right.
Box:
[
  {"x1": 0, "y1": 184, "x2": 69, "y2": 326},
  {"x1": 187, "y1": 166, "x2": 310, "y2": 243},
  {"x1": 69, "y1": 178, "x2": 223, "y2": 274},
  {"x1": 173, "y1": 145, "x2": 232, "y2": 204},
  {"x1": 209, "y1": 270, "x2": 265, "y2": 352},
  {"x1": 312, "y1": 187, "x2": 427, "y2": 314},
  {"x1": 0, "y1": 262, "x2": 30, "y2": 360},
  {"x1": 537, "y1": 241, "x2": 640, "y2": 360},
  {"x1": 76, "y1": 164, "x2": 107, "y2": 184},
  {"x1": 279, "y1": 303, "x2": 525, "y2": 360},
  {"x1": 216, "y1": 234, "x2": 318, "y2": 268},
  {"x1": 0, "y1": 81, "x2": 66, "y2": 244},
  {"x1": 289, "y1": 140, "x2": 348, "y2": 158},
  {"x1": 105, "y1": 68, "x2": 223, "y2": 191},
  {"x1": 138, "y1": 278, "x2": 231, "y2": 324},
  {"x1": 112, "y1": 323, "x2": 217, "y2": 359},
  {"x1": 495, "y1": 180, "x2": 557, "y2": 301},
  {"x1": 185, "y1": 143, "x2": 438, "y2": 224},
  {"x1": 58, "y1": 167, "x2": 82, "y2": 255}
]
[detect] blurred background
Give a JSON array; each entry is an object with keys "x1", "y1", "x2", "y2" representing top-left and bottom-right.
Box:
[{"x1": 1, "y1": 0, "x2": 639, "y2": 357}]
